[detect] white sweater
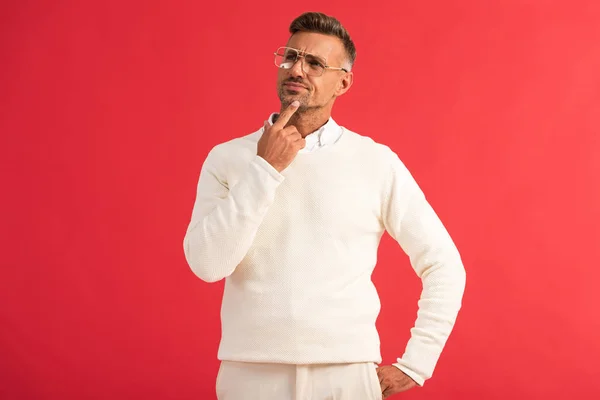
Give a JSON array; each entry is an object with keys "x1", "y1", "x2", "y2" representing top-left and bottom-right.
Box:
[{"x1": 183, "y1": 119, "x2": 466, "y2": 386}]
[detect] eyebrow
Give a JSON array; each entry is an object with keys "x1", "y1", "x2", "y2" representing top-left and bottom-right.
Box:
[{"x1": 290, "y1": 47, "x2": 328, "y2": 64}]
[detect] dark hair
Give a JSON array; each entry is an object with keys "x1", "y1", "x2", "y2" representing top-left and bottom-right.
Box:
[{"x1": 289, "y1": 12, "x2": 356, "y2": 69}]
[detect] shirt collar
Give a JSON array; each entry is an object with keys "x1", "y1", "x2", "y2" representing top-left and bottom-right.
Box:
[{"x1": 267, "y1": 113, "x2": 341, "y2": 150}]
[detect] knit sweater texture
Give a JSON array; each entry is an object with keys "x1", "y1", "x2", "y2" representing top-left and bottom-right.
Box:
[{"x1": 183, "y1": 123, "x2": 466, "y2": 386}]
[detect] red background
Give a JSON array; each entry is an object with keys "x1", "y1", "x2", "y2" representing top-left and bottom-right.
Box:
[{"x1": 2, "y1": 1, "x2": 600, "y2": 399}]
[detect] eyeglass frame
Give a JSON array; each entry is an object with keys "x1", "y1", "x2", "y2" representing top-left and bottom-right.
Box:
[{"x1": 273, "y1": 46, "x2": 349, "y2": 76}]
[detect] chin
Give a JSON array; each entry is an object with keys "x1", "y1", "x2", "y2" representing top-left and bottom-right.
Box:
[
  {"x1": 279, "y1": 87, "x2": 307, "y2": 101},
  {"x1": 281, "y1": 95, "x2": 309, "y2": 106}
]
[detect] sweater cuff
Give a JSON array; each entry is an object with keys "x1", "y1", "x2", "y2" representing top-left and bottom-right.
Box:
[
  {"x1": 254, "y1": 155, "x2": 285, "y2": 182},
  {"x1": 391, "y1": 363, "x2": 425, "y2": 387}
]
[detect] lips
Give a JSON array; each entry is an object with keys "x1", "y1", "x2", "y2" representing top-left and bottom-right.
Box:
[{"x1": 283, "y1": 82, "x2": 307, "y2": 90}]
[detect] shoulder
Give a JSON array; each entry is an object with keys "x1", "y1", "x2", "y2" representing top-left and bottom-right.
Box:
[
  {"x1": 204, "y1": 129, "x2": 262, "y2": 164},
  {"x1": 209, "y1": 129, "x2": 261, "y2": 157},
  {"x1": 341, "y1": 128, "x2": 423, "y2": 199},
  {"x1": 340, "y1": 127, "x2": 410, "y2": 173},
  {"x1": 199, "y1": 128, "x2": 263, "y2": 179}
]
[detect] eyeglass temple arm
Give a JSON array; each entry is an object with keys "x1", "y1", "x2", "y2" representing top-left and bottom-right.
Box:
[{"x1": 325, "y1": 66, "x2": 348, "y2": 72}]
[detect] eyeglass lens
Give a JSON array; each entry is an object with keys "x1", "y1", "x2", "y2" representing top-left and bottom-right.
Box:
[{"x1": 275, "y1": 48, "x2": 325, "y2": 75}]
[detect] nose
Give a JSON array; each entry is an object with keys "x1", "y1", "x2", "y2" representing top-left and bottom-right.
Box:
[{"x1": 288, "y1": 57, "x2": 305, "y2": 78}]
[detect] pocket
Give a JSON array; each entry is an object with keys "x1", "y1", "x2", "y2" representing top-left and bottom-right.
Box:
[
  {"x1": 368, "y1": 363, "x2": 383, "y2": 400},
  {"x1": 215, "y1": 362, "x2": 225, "y2": 399}
]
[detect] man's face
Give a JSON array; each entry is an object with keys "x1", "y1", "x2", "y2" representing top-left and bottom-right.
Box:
[{"x1": 276, "y1": 32, "x2": 350, "y2": 111}]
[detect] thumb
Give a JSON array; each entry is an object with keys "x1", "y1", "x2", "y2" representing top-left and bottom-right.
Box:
[{"x1": 263, "y1": 120, "x2": 270, "y2": 131}]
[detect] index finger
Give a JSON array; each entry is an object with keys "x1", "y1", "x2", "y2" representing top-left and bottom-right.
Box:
[{"x1": 273, "y1": 100, "x2": 300, "y2": 129}]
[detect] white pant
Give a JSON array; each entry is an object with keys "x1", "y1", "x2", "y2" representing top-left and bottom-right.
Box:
[{"x1": 216, "y1": 361, "x2": 383, "y2": 400}]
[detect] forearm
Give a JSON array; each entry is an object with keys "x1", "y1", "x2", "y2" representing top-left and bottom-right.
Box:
[
  {"x1": 394, "y1": 244, "x2": 466, "y2": 385},
  {"x1": 183, "y1": 155, "x2": 283, "y2": 282},
  {"x1": 382, "y1": 155, "x2": 466, "y2": 384}
]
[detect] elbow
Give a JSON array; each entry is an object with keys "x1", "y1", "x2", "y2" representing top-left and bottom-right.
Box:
[
  {"x1": 421, "y1": 251, "x2": 467, "y2": 296},
  {"x1": 183, "y1": 236, "x2": 231, "y2": 283},
  {"x1": 454, "y1": 252, "x2": 467, "y2": 288},
  {"x1": 444, "y1": 252, "x2": 467, "y2": 294},
  {"x1": 190, "y1": 266, "x2": 226, "y2": 283},
  {"x1": 184, "y1": 248, "x2": 227, "y2": 283},
  {"x1": 447, "y1": 255, "x2": 467, "y2": 305}
]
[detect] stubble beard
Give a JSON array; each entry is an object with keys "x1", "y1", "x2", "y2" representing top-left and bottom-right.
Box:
[{"x1": 277, "y1": 86, "x2": 318, "y2": 115}]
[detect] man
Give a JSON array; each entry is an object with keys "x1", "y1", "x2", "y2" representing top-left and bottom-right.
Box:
[{"x1": 183, "y1": 11, "x2": 466, "y2": 400}]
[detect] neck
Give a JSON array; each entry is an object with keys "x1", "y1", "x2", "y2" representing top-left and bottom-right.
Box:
[{"x1": 277, "y1": 106, "x2": 331, "y2": 137}]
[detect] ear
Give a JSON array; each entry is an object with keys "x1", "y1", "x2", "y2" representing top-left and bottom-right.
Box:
[{"x1": 335, "y1": 71, "x2": 354, "y2": 97}]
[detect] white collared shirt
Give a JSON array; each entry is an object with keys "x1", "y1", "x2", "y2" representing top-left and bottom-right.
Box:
[{"x1": 267, "y1": 113, "x2": 343, "y2": 153}]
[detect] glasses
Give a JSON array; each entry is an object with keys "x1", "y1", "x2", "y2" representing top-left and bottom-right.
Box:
[{"x1": 274, "y1": 46, "x2": 348, "y2": 77}]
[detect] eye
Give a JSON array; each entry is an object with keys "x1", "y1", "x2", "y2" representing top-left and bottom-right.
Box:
[
  {"x1": 306, "y1": 57, "x2": 324, "y2": 68},
  {"x1": 284, "y1": 52, "x2": 297, "y2": 61}
]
